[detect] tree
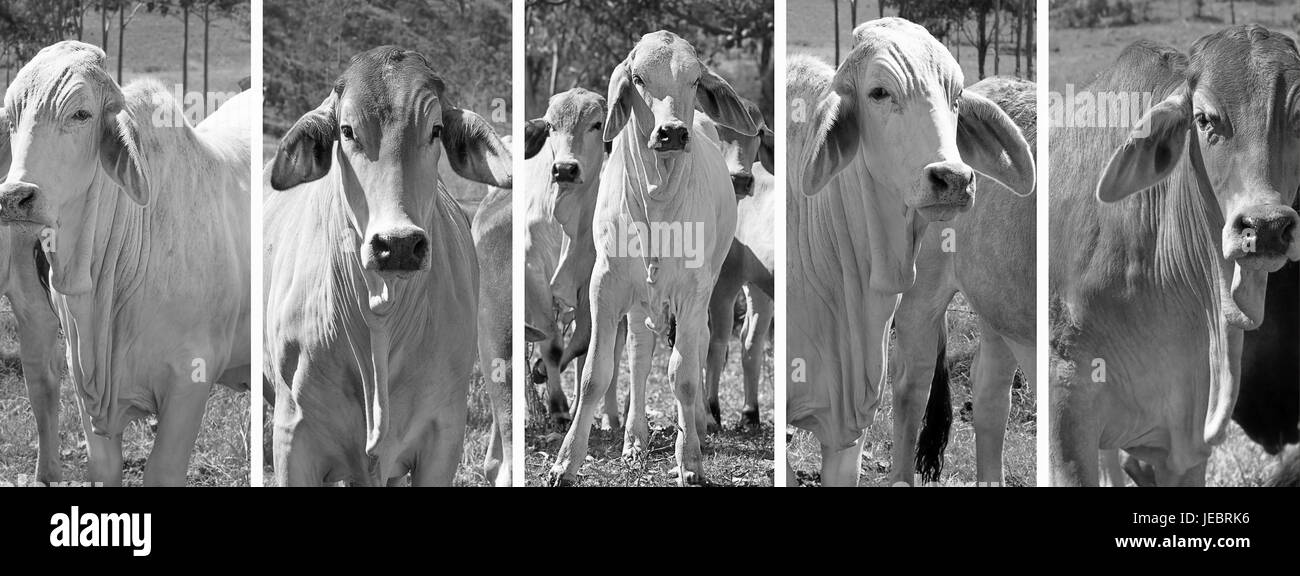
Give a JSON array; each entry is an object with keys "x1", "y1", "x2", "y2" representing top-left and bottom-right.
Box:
[{"x1": 196, "y1": 1, "x2": 243, "y2": 108}]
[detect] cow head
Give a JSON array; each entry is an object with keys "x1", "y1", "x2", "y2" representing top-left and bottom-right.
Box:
[
  {"x1": 524, "y1": 88, "x2": 608, "y2": 321},
  {"x1": 793, "y1": 19, "x2": 1036, "y2": 223},
  {"x1": 1097, "y1": 26, "x2": 1300, "y2": 328},
  {"x1": 0, "y1": 42, "x2": 151, "y2": 293},
  {"x1": 270, "y1": 46, "x2": 510, "y2": 314},
  {"x1": 604, "y1": 30, "x2": 761, "y2": 158},
  {"x1": 702, "y1": 97, "x2": 775, "y2": 198}
]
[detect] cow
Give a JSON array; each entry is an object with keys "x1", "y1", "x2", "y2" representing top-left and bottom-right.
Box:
[
  {"x1": 264, "y1": 46, "x2": 511, "y2": 486},
  {"x1": 0, "y1": 41, "x2": 251, "y2": 486},
  {"x1": 891, "y1": 75, "x2": 1037, "y2": 486},
  {"x1": 0, "y1": 140, "x2": 64, "y2": 485},
  {"x1": 547, "y1": 30, "x2": 761, "y2": 486},
  {"x1": 697, "y1": 106, "x2": 776, "y2": 431},
  {"x1": 522, "y1": 88, "x2": 618, "y2": 427},
  {"x1": 1050, "y1": 27, "x2": 1300, "y2": 486},
  {"x1": 1266, "y1": 448, "x2": 1300, "y2": 486},
  {"x1": 473, "y1": 176, "x2": 513, "y2": 487},
  {"x1": 785, "y1": 18, "x2": 1035, "y2": 487}
]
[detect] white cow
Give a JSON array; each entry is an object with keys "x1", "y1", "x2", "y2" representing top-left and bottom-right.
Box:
[
  {"x1": 785, "y1": 19, "x2": 1035, "y2": 487},
  {"x1": 547, "y1": 30, "x2": 761, "y2": 486},
  {"x1": 0, "y1": 41, "x2": 251, "y2": 486}
]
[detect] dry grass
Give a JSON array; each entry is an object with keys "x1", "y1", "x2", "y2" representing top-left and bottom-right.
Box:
[
  {"x1": 525, "y1": 328, "x2": 776, "y2": 487},
  {"x1": 0, "y1": 298, "x2": 249, "y2": 487}
]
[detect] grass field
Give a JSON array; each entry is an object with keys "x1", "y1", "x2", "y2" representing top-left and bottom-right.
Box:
[
  {"x1": 524, "y1": 330, "x2": 776, "y2": 487},
  {"x1": 1050, "y1": 0, "x2": 1298, "y2": 487},
  {"x1": 788, "y1": 0, "x2": 1037, "y2": 84},
  {"x1": 1049, "y1": 0, "x2": 1298, "y2": 93},
  {"x1": 784, "y1": 1, "x2": 1038, "y2": 487}
]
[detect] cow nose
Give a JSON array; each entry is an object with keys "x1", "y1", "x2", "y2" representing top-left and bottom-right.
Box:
[
  {"x1": 1234, "y1": 205, "x2": 1298, "y2": 256},
  {"x1": 732, "y1": 173, "x2": 754, "y2": 197},
  {"x1": 0, "y1": 181, "x2": 40, "y2": 222},
  {"x1": 925, "y1": 161, "x2": 975, "y2": 201},
  {"x1": 369, "y1": 228, "x2": 430, "y2": 272},
  {"x1": 552, "y1": 161, "x2": 582, "y2": 183},
  {"x1": 654, "y1": 124, "x2": 690, "y2": 151}
]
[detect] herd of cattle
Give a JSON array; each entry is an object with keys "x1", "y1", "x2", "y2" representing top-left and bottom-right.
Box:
[{"x1": 1, "y1": 19, "x2": 1296, "y2": 488}]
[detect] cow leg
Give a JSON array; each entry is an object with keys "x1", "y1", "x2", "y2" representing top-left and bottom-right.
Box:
[
  {"x1": 623, "y1": 310, "x2": 655, "y2": 462},
  {"x1": 739, "y1": 286, "x2": 772, "y2": 428},
  {"x1": 820, "y1": 434, "x2": 864, "y2": 487},
  {"x1": 478, "y1": 321, "x2": 512, "y2": 486},
  {"x1": 541, "y1": 336, "x2": 570, "y2": 425},
  {"x1": 11, "y1": 291, "x2": 64, "y2": 484},
  {"x1": 1099, "y1": 449, "x2": 1127, "y2": 487},
  {"x1": 705, "y1": 283, "x2": 739, "y2": 433},
  {"x1": 272, "y1": 382, "x2": 328, "y2": 487},
  {"x1": 145, "y1": 380, "x2": 211, "y2": 486},
  {"x1": 669, "y1": 307, "x2": 708, "y2": 486},
  {"x1": 972, "y1": 328, "x2": 1017, "y2": 486},
  {"x1": 79, "y1": 416, "x2": 124, "y2": 487},
  {"x1": 888, "y1": 290, "x2": 948, "y2": 486},
  {"x1": 601, "y1": 319, "x2": 627, "y2": 430},
  {"x1": 549, "y1": 288, "x2": 627, "y2": 486},
  {"x1": 1050, "y1": 360, "x2": 1101, "y2": 486},
  {"x1": 411, "y1": 407, "x2": 468, "y2": 487}
]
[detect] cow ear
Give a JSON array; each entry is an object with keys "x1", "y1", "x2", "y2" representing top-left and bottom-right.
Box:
[
  {"x1": 99, "y1": 104, "x2": 149, "y2": 205},
  {"x1": 524, "y1": 323, "x2": 548, "y2": 343},
  {"x1": 0, "y1": 108, "x2": 11, "y2": 175},
  {"x1": 442, "y1": 107, "x2": 512, "y2": 188},
  {"x1": 1097, "y1": 89, "x2": 1190, "y2": 202},
  {"x1": 271, "y1": 93, "x2": 337, "y2": 191},
  {"x1": 957, "y1": 90, "x2": 1036, "y2": 197},
  {"x1": 604, "y1": 60, "x2": 635, "y2": 143},
  {"x1": 524, "y1": 118, "x2": 549, "y2": 159},
  {"x1": 758, "y1": 125, "x2": 775, "y2": 174},
  {"x1": 801, "y1": 86, "x2": 859, "y2": 196},
  {"x1": 697, "y1": 66, "x2": 760, "y2": 137}
]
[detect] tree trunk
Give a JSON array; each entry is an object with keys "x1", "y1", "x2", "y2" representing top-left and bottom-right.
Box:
[
  {"x1": 204, "y1": 2, "x2": 210, "y2": 113},
  {"x1": 100, "y1": 0, "x2": 108, "y2": 52},
  {"x1": 77, "y1": 1, "x2": 84, "y2": 41},
  {"x1": 833, "y1": 0, "x2": 840, "y2": 65},
  {"x1": 117, "y1": 4, "x2": 125, "y2": 82},
  {"x1": 1229, "y1": 0, "x2": 1235, "y2": 25},
  {"x1": 182, "y1": 4, "x2": 190, "y2": 96},
  {"x1": 878, "y1": 0, "x2": 883, "y2": 18},
  {"x1": 1014, "y1": 1, "x2": 1021, "y2": 76},
  {"x1": 1025, "y1": 2, "x2": 1033, "y2": 79},
  {"x1": 976, "y1": 6, "x2": 988, "y2": 79},
  {"x1": 849, "y1": 0, "x2": 856, "y2": 29},
  {"x1": 993, "y1": 0, "x2": 1000, "y2": 76}
]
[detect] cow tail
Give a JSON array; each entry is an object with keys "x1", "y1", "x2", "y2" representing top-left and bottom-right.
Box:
[
  {"x1": 914, "y1": 338, "x2": 952, "y2": 485},
  {"x1": 32, "y1": 240, "x2": 55, "y2": 314}
]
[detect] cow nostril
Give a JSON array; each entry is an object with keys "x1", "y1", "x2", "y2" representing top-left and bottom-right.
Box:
[
  {"x1": 16, "y1": 189, "x2": 36, "y2": 209},
  {"x1": 371, "y1": 236, "x2": 392, "y2": 260},
  {"x1": 412, "y1": 235, "x2": 429, "y2": 264},
  {"x1": 928, "y1": 169, "x2": 948, "y2": 192}
]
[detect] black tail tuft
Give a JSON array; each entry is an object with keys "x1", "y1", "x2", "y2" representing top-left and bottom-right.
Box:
[
  {"x1": 33, "y1": 240, "x2": 54, "y2": 313},
  {"x1": 915, "y1": 339, "x2": 952, "y2": 484}
]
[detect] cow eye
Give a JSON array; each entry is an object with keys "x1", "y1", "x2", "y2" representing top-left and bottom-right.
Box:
[
  {"x1": 868, "y1": 87, "x2": 890, "y2": 101},
  {"x1": 1194, "y1": 113, "x2": 1213, "y2": 133},
  {"x1": 591, "y1": 121, "x2": 602, "y2": 132},
  {"x1": 632, "y1": 74, "x2": 645, "y2": 86},
  {"x1": 71, "y1": 110, "x2": 92, "y2": 122},
  {"x1": 340, "y1": 125, "x2": 355, "y2": 140},
  {"x1": 430, "y1": 124, "x2": 443, "y2": 142}
]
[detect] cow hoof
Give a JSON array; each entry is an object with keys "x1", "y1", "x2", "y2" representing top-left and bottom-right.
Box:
[
  {"x1": 600, "y1": 414, "x2": 621, "y2": 431},
  {"x1": 705, "y1": 419, "x2": 722, "y2": 434},
  {"x1": 546, "y1": 470, "x2": 574, "y2": 487},
  {"x1": 622, "y1": 445, "x2": 646, "y2": 466},
  {"x1": 741, "y1": 408, "x2": 760, "y2": 429},
  {"x1": 679, "y1": 469, "x2": 706, "y2": 487},
  {"x1": 549, "y1": 411, "x2": 572, "y2": 427}
]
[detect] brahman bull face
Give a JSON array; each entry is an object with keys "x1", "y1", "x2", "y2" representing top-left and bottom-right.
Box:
[
  {"x1": 270, "y1": 46, "x2": 510, "y2": 313},
  {"x1": 0, "y1": 42, "x2": 146, "y2": 237},
  {"x1": 797, "y1": 19, "x2": 1037, "y2": 222},
  {"x1": 712, "y1": 100, "x2": 775, "y2": 198},
  {"x1": 1097, "y1": 26, "x2": 1300, "y2": 328},
  {"x1": 604, "y1": 31, "x2": 760, "y2": 157},
  {"x1": 524, "y1": 88, "x2": 607, "y2": 188}
]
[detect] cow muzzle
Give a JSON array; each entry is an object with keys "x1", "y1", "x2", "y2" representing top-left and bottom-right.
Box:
[
  {"x1": 916, "y1": 161, "x2": 974, "y2": 222},
  {"x1": 0, "y1": 181, "x2": 45, "y2": 225},
  {"x1": 651, "y1": 122, "x2": 690, "y2": 152},
  {"x1": 552, "y1": 160, "x2": 582, "y2": 184},
  {"x1": 1227, "y1": 204, "x2": 1299, "y2": 271},
  {"x1": 364, "y1": 226, "x2": 431, "y2": 274},
  {"x1": 731, "y1": 173, "x2": 754, "y2": 197}
]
